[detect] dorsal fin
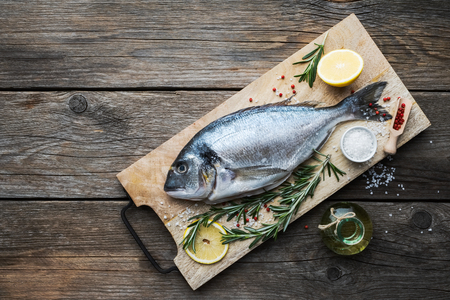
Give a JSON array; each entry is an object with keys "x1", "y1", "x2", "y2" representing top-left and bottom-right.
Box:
[
  {"x1": 223, "y1": 97, "x2": 324, "y2": 117},
  {"x1": 291, "y1": 100, "x2": 323, "y2": 107}
]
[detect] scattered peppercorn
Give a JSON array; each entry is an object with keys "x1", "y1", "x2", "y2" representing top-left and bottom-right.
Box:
[
  {"x1": 244, "y1": 209, "x2": 248, "y2": 213},
  {"x1": 246, "y1": 218, "x2": 249, "y2": 222},
  {"x1": 281, "y1": 75, "x2": 285, "y2": 79},
  {"x1": 249, "y1": 98, "x2": 253, "y2": 102},
  {"x1": 376, "y1": 111, "x2": 379, "y2": 115},
  {"x1": 273, "y1": 87, "x2": 276, "y2": 92},
  {"x1": 291, "y1": 84, "x2": 295, "y2": 89},
  {"x1": 266, "y1": 207, "x2": 270, "y2": 212},
  {"x1": 401, "y1": 103, "x2": 406, "y2": 108},
  {"x1": 351, "y1": 90, "x2": 355, "y2": 94},
  {"x1": 279, "y1": 93, "x2": 283, "y2": 97},
  {"x1": 304, "y1": 225, "x2": 309, "y2": 229},
  {"x1": 369, "y1": 103, "x2": 373, "y2": 107},
  {"x1": 254, "y1": 216, "x2": 258, "y2": 221},
  {"x1": 263, "y1": 204, "x2": 267, "y2": 208},
  {"x1": 383, "y1": 113, "x2": 386, "y2": 117},
  {"x1": 236, "y1": 223, "x2": 240, "y2": 227}
]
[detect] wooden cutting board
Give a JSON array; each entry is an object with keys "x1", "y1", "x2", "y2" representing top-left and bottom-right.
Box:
[{"x1": 117, "y1": 14, "x2": 430, "y2": 290}]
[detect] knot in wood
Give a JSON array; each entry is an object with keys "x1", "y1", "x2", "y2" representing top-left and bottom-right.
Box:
[
  {"x1": 412, "y1": 210, "x2": 432, "y2": 229},
  {"x1": 69, "y1": 94, "x2": 88, "y2": 113},
  {"x1": 327, "y1": 266, "x2": 342, "y2": 281}
]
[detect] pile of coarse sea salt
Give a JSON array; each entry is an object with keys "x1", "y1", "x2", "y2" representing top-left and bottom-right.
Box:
[{"x1": 363, "y1": 156, "x2": 398, "y2": 195}]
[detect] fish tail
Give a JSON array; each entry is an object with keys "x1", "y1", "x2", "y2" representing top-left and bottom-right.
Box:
[{"x1": 342, "y1": 81, "x2": 392, "y2": 121}]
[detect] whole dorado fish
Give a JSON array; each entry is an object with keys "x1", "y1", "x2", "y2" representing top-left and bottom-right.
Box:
[{"x1": 164, "y1": 81, "x2": 391, "y2": 204}]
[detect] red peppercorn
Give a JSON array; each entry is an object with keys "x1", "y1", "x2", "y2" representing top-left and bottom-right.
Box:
[
  {"x1": 291, "y1": 84, "x2": 295, "y2": 89},
  {"x1": 266, "y1": 207, "x2": 270, "y2": 212},
  {"x1": 236, "y1": 223, "x2": 240, "y2": 227},
  {"x1": 292, "y1": 90, "x2": 296, "y2": 94},
  {"x1": 383, "y1": 113, "x2": 386, "y2": 117},
  {"x1": 281, "y1": 75, "x2": 285, "y2": 79},
  {"x1": 351, "y1": 90, "x2": 355, "y2": 94},
  {"x1": 263, "y1": 204, "x2": 267, "y2": 208},
  {"x1": 376, "y1": 111, "x2": 379, "y2": 115},
  {"x1": 249, "y1": 98, "x2": 253, "y2": 102},
  {"x1": 279, "y1": 93, "x2": 283, "y2": 97},
  {"x1": 387, "y1": 97, "x2": 391, "y2": 100},
  {"x1": 304, "y1": 225, "x2": 309, "y2": 229},
  {"x1": 369, "y1": 103, "x2": 373, "y2": 107},
  {"x1": 273, "y1": 87, "x2": 276, "y2": 92},
  {"x1": 383, "y1": 97, "x2": 387, "y2": 101},
  {"x1": 374, "y1": 107, "x2": 378, "y2": 111},
  {"x1": 245, "y1": 209, "x2": 248, "y2": 213},
  {"x1": 246, "y1": 218, "x2": 249, "y2": 222},
  {"x1": 254, "y1": 217, "x2": 258, "y2": 221},
  {"x1": 401, "y1": 103, "x2": 406, "y2": 108}
]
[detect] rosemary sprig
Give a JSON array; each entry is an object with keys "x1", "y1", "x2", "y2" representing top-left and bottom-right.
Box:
[
  {"x1": 180, "y1": 150, "x2": 345, "y2": 252},
  {"x1": 221, "y1": 150, "x2": 345, "y2": 248},
  {"x1": 293, "y1": 31, "x2": 328, "y2": 88},
  {"x1": 181, "y1": 190, "x2": 276, "y2": 252}
]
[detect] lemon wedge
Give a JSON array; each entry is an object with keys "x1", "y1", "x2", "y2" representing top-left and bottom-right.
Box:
[
  {"x1": 317, "y1": 49, "x2": 364, "y2": 87},
  {"x1": 183, "y1": 220, "x2": 229, "y2": 264}
]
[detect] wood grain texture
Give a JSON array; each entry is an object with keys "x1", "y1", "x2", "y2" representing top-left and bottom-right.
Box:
[
  {"x1": 116, "y1": 15, "x2": 432, "y2": 289},
  {"x1": 0, "y1": 90, "x2": 448, "y2": 200},
  {"x1": 0, "y1": 0, "x2": 449, "y2": 297},
  {"x1": 1, "y1": 200, "x2": 450, "y2": 299},
  {"x1": 0, "y1": 0, "x2": 449, "y2": 90}
]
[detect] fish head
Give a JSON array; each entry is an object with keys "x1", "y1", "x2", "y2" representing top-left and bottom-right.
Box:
[{"x1": 164, "y1": 152, "x2": 216, "y2": 201}]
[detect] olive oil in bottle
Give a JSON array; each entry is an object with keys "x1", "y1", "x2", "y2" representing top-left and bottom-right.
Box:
[{"x1": 319, "y1": 202, "x2": 373, "y2": 255}]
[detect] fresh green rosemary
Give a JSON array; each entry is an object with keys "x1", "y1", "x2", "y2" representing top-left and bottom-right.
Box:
[
  {"x1": 181, "y1": 150, "x2": 345, "y2": 252},
  {"x1": 293, "y1": 31, "x2": 328, "y2": 88}
]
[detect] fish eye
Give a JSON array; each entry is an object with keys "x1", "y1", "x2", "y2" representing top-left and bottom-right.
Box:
[{"x1": 176, "y1": 162, "x2": 188, "y2": 174}]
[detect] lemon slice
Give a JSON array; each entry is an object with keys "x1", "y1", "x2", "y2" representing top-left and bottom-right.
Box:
[
  {"x1": 317, "y1": 49, "x2": 364, "y2": 87},
  {"x1": 183, "y1": 220, "x2": 229, "y2": 264}
]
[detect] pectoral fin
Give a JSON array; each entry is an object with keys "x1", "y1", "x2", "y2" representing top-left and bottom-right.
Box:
[{"x1": 227, "y1": 165, "x2": 287, "y2": 180}]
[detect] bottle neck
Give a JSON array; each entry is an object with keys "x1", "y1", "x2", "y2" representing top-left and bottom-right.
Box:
[{"x1": 336, "y1": 217, "x2": 365, "y2": 245}]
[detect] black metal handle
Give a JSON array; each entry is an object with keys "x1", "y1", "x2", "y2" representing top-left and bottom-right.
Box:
[{"x1": 121, "y1": 191, "x2": 178, "y2": 274}]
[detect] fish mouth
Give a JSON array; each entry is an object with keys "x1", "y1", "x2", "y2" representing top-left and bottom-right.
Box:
[{"x1": 163, "y1": 185, "x2": 185, "y2": 193}]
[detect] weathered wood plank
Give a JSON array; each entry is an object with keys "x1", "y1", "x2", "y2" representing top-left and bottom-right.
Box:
[
  {"x1": 1, "y1": 200, "x2": 450, "y2": 298},
  {"x1": 0, "y1": 90, "x2": 448, "y2": 199},
  {"x1": 0, "y1": 0, "x2": 449, "y2": 89}
]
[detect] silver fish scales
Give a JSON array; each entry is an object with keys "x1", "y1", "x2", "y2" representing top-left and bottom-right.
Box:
[{"x1": 164, "y1": 82, "x2": 391, "y2": 204}]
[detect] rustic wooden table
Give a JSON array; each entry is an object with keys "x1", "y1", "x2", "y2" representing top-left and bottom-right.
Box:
[{"x1": 1, "y1": 1, "x2": 449, "y2": 299}]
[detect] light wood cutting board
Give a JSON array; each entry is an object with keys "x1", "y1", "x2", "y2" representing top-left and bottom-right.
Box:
[{"x1": 117, "y1": 14, "x2": 430, "y2": 290}]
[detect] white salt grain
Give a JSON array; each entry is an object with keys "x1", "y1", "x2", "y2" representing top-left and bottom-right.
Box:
[
  {"x1": 389, "y1": 214, "x2": 392, "y2": 217},
  {"x1": 428, "y1": 228, "x2": 432, "y2": 232},
  {"x1": 164, "y1": 215, "x2": 167, "y2": 220},
  {"x1": 342, "y1": 127, "x2": 376, "y2": 162}
]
